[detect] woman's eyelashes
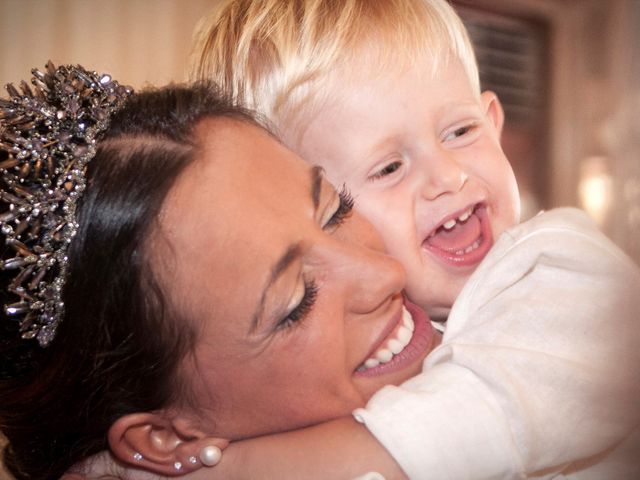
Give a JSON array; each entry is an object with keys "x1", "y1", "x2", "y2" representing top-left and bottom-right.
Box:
[
  {"x1": 275, "y1": 188, "x2": 352, "y2": 330},
  {"x1": 277, "y1": 280, "x2": 318, "y2": 329},
  {"x1": 324, "y1": 187, "x2": 354, "y2": 229},
  {"x1": 274, "y1": 187, "x2": 351, "y2": 331}
]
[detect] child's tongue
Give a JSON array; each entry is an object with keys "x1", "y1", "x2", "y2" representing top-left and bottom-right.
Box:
[{"x1": 425, "y1": 214, "x2": 481, "y2": 252}]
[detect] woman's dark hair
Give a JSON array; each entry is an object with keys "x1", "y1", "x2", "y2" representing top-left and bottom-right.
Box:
[{"x1": 0, "y1": 82, "x2": 259, "y2": 479}]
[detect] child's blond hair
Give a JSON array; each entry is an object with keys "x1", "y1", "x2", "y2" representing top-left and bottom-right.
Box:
[{"x1": 190, "y1": 0, "x2": 479, "y2": 132}]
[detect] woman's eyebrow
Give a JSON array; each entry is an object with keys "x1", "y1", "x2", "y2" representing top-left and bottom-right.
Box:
[
  {"x1": 311, "y1": 165, "x2": 324, "y2": 210},
  {"x1": 250, "y1": 166, "x2": 322, "y2": 332}
]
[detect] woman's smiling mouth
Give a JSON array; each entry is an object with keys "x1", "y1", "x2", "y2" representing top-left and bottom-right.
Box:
[{"x1": 355, "y1": 300, "x2": 435, "y2": 377}]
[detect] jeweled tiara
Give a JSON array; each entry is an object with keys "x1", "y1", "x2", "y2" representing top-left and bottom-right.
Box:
[{"x1": 0, "y1": 61, "x2": 132, "y2": 346}]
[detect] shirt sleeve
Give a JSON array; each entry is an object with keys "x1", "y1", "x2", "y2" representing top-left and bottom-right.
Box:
[{"x1": 353, "y1": 208, "x2": 640, "y2": 479}]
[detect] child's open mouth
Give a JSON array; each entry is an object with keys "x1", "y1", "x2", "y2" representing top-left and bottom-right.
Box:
[{"x1": 422, "y1": 203, "x2": 493, "y2": 267}]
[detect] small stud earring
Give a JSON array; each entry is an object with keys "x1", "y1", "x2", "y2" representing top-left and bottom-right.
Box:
[
  {"x1": 188, "y1": 455, "x2": 198, "y2": 465},
  {"x1": 133, "y1": 452, "x2": 143, "y2": 461},
  {"x1": 174, "y1": 461, "x2": 183, "y2": 470},
  {"x1": 199, "y1": 445, "x2": 222, "y2": 466}
]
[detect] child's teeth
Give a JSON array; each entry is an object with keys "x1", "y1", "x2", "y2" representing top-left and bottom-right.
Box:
[
  {"x1": 458, "y1": 208, "x2": 472, "y2": 222},
  {"x1": 448, "y1": 237, "x2": 483, "y2": 257},
  {"x1": 437, "y1": 207, "x2": 475, "y2": 233},
  {"x1": 442, "y1": 219, "x2": 457, "y2": 230},
  {"x1": 458, "y1": 239, "x2": 482, "y2": 255}
]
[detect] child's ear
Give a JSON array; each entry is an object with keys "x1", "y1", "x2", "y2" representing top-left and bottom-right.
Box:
[
  {"x1": 480, "y1": 90, "x2": 505, "y2": 138},
  {"x1": 108, "y1": 412, "x2": 228, "y2": 475}
]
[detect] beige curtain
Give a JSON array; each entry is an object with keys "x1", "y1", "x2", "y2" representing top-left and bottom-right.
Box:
[{"x1": 0, "y1": 0, "x2": 217, "y2": 89}]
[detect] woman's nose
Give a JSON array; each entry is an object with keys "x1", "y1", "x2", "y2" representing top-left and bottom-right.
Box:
[
  {"x1": 332, "y1": 210, "x2": 386, "y2": 252},
  {"x1": 418, "y1": 151, "x2": 468, "y2": 200},
  {"x1": 330, "y1": 212, "x2": 406, "y2": 313}
]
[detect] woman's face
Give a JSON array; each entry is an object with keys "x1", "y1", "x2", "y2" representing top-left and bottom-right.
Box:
[{"x1": 157, "y1": 119, "x2": 437, "y2": 440}]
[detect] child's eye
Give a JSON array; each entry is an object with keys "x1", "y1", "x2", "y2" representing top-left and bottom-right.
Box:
[
  {"x1": 324, "y1": 187, "x2": 354, "y2": 229},
  {"x1": 369, "y1": 160, "x2": 403, "y2": 181},
  {"x1": 443, "y1": 123, "x2": 477, "y2": 142},
  {"x1": 277, "y1": 280, "x2": 318, "y2": 329}
]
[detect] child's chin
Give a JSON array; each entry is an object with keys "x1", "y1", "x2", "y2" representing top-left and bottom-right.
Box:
[
  {"x1": 404, "y1": 274, "x2": 467, "y2": 314},
  {"x1": 426, "y1": 305, "x2": 452, "y2": 321}
]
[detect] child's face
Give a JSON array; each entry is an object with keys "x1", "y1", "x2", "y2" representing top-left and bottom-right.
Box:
[{"x1": 285, "y1": 57, "x2": 520, "y2": 313}]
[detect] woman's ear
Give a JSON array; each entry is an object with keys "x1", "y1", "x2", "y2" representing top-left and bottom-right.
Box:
[
  {"x1": 108, "y1": 412, "x2": 229, "y2": 476},
  {"x1": 480, "y1": 90, "x2": 505, "y2": 139}
]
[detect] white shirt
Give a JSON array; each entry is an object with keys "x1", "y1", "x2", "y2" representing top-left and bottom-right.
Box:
[{"x1": 353, "y1": 208, "x2": 640, "y2": 479}]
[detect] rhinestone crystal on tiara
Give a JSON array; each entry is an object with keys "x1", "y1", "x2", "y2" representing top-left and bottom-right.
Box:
[{"x1": 0, "y1": 61, "x2": 132, "y2": 347}]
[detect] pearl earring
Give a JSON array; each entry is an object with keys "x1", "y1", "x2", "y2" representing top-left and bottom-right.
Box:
[{"x1": 199, "y1": 445, "x2": 222, "y2": 466}]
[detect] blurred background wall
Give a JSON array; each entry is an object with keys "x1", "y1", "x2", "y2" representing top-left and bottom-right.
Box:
[
  {"x1": 1, "y1": 0, "x2": 639, "y2": 264},
  {"x1": 0, "y1": 0, "x2": 213, "y2": 88},
  {"x1": 453, "y1": 0, "x2": 640, "y2": 265}
]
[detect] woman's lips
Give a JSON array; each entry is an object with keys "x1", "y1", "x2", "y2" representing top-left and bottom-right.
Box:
[
  {"x1": 422, "y1": 204, "x2": 493, "y2": 267},
  {"x1": 354, "y1": 299, "x2": 434, "y2": 377}
]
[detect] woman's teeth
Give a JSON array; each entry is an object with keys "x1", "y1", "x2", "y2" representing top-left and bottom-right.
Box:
[{"x1": 358, "y1": 306, "x2": 415, "y2": 372}]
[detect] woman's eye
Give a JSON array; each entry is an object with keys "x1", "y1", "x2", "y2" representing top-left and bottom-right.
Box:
[
  {"x1": 278, "y1": 280, "x2": 318, "y2": 329},
  {"x1": 324, "y1": 187, "x2": 354, "y2": 229},
  {"x1": 443, "y1": 123, "x2": 477, "y2": 142},
  {"x1": 369, "y1": 160, "x2": 402, "y2": 181}
]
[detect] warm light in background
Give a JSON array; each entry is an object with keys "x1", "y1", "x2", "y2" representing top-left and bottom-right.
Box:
[{"x1": 578, "y1": 156, "x2": 613, "y2": 226}]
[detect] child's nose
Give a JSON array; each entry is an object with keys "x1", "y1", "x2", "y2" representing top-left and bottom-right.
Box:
[{"x1": 418, "y1": 152, "x2": 468, "y2": 200}]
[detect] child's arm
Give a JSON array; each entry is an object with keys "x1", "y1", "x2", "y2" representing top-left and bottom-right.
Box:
[{"x1": 336, "y1": 208, "x2": 640, "y2": 479}]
